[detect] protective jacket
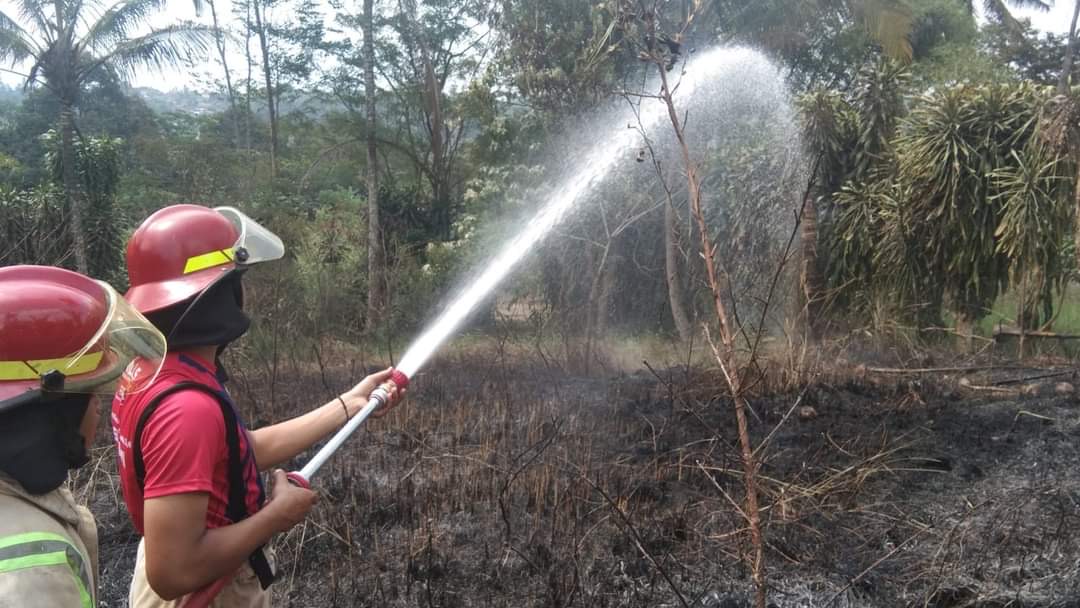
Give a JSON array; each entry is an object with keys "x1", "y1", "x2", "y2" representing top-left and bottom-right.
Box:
[{"x1": 0, "y1": 473, "x2": 98, "y2": 608}]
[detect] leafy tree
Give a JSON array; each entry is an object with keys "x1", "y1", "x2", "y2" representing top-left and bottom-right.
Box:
[
  {"x1": 0, "y1": 185, "x2": 67, "y2": 266},
  {"x1": 800, "y1": 60, "x2": 909, "y2": 319},
  {"x1": 894, "y1": 83, "x2": 1038, "y2": 331},
  {"x1": 981, "y1": 21, "x2": 1077, "y2": 85},
  {"x1": 0, "y1": 0, "x2": 209, "y2": 272},
  {"x1": 492, "y1": 0, "x2": 634, "y2": 115},
  {"x1": 363, "y1": 0, "x2": 384, "y2": 327},
  {"x1": 45, "y1": 132, "x2": 126, "y2": 284},
  {"x1": 966, "y1": 0, "x2": 1052, "y2": 35},
  {"x1": 1061, "y1": 0, "x2": 1079, "y2": 92},
  {"x1": 1039, "y1": 87, "x2": 1080, "y2": 289}
]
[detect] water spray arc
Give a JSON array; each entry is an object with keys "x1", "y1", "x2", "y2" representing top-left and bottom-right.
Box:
[{"x1": 288, "y1": 46, "x2": 781, "y2": 487}]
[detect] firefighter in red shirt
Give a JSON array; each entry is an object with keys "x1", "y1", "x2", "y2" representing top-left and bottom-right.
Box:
[
  {"x1": 112, "y1": 205, "x2": 404, "y2": 607},
  {"x1": 0, "y1": 265, "x2": 167, "y2": 607}
]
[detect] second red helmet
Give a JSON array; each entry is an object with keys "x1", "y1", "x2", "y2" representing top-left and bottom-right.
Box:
[{"x1": 125, "y1": 204, "x2": 285, "y2": 314}]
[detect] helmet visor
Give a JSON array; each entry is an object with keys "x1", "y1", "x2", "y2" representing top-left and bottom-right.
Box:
[
  {"x1": 216, "y1": 206, "x2": 285, "y2": 266},
  {"x1": 50, "y1": 282, "x2": 167, "y2": 396}
]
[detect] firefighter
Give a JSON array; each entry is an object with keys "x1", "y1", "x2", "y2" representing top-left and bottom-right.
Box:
[
  {"x1": 0, "y1": 265, "x2": 167, "y2": 607},
  {"x1": 113, "y1": 204, "x2": 404, "y2": 607}
]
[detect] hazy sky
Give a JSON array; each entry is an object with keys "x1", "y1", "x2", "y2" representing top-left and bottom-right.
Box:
[{"x1": 0, "y1": 0, "x2": 1075, "y2": 92}]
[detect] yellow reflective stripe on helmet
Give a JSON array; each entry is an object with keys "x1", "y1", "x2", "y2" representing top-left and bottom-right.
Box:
[
  {"x1": 0, "y1": 352, "x2": 105, "y2": 381},
  {"x1": 183, "y1": 248, "x2": 235, "y2": 274}
]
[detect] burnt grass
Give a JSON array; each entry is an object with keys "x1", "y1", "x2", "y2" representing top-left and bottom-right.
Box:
[{"x1": 76, "y1": 351, "x2": 1080, "y2": 607}]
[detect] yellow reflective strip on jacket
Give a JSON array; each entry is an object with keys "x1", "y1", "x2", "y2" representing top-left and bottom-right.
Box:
[
  {"x1": 183, "y1": 248, "x2": 235, "y2": 274},
  {"x1": 0, "y1": 352, "x2": 104, "y2": 382},
  {"x1": 0, "y1": 532, "x2": 93, "y2": 608}
]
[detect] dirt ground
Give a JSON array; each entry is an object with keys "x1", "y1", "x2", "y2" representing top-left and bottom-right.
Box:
[{"x1": 76, "y1": 348, "x2": 1080, "y2": 607}]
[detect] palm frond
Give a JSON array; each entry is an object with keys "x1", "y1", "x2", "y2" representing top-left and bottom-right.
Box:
[
  {"x1": 852, "y1": 58, "x2": 909, "y2": 177},
  {"x1": 0, "y1": 10, "x2": 39, "y2": 65},
  {"x1": 1004, "y1": 0, "x2": 1052, "y2": 10},
  {"x1": 14, "y1": 0, "x2": 54, "y2": 41},
  {"x1": 83, "y1": 22, "x2": 211, "y2": 81},
  {"x1": 26, "y1": 56, "x2": 42, "y2": 86},
  {"x1": 854, "y1": 0, "x2": 914, "y2": 62},
  {"x1": 980, "y1": 0, "x2": 1046, "y2": 34},
  {"x1": 81, "y1": 0, "x2": 169, "y2": 52},
  {"x1": 1039, "y1": 92, "x2": 1080, "y2": 155}
]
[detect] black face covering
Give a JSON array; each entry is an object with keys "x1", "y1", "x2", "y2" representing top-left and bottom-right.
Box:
[
  {"x1": 148, "y1": 271, "x2": 251, "y2": 351},
  {"x1": 0, "y1": 394, "x2": 91, "y2": 495}
]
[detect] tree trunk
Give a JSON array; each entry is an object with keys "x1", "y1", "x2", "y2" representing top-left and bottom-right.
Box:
[
  {"x1": 597, "y1": 251, "x2": 616, "y2": 338},
  {"x1": 416, "y1": 12, "x2": 448, "y2": 238},
  {"x1": 243, "y1": 0, "x2": 254, "y2": 151},
  {"x1": 1059, "y1": 0, "x2": 1080, "y2": 94},
  {"x1": 665, "y1": 197, "x2": 693, "y2": 342},
  {"x1": 59, "y1": 104, "x2": 88, "y2": 273},
  {"x1": 658, "y1": 61, "x2": 767, "y2": 608},
  {"x1": 799, "y1": 193, "x2": 825, "y2": 338},
  {"x1": 1074, "y1": 160, "x2": 1080, "y2": 280},
  {"x1": 426, "y1": 56, "x2": 449, "y2": 239},
  {"x1": 584, "y1": 242, "x2": 615, "y2": 372},
  {"x1": 252, "y1": 0, "x2": 278, "y2": 177},
  {"x1": 208, "y1": 0, "x2": 242, "y2": 147},
  {"x1": 364, "y1": 0, "x2": 385, "y2": 329},
  {"x1": 403, "y1": 0, "x2": 448, "y2": 238}
]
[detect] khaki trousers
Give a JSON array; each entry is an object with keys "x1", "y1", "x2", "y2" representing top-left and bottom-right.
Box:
[{"x1": 129, "y1": 539, "x2": 271, "y2": 608}]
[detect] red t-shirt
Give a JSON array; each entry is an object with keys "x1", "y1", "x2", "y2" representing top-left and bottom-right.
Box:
[{"x1": 111, "y1": 352, "x2": 265, "y2": 535}]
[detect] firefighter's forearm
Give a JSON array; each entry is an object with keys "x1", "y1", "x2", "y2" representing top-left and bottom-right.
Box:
[{"x1": 249, "y1": 399, "x2": 349, "y2": 470}]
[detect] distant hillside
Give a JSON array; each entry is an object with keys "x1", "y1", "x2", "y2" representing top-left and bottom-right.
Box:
[
  {"x1": 0, "y1": 85, "x2": 23, "y2": 107},
  {"x1": 132, "y1": 87, "x2": 229, "y2": 115},
  {"x1": 132, "y1": 87, "x2": 341, "y2": 119},
  {"x1": 0, "y1": 82, "x2": 341, "y2": 120}
]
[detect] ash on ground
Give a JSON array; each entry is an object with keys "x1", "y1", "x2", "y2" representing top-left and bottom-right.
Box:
[{"x1": 76, "y1": 356, "x2": 1080, "y2": 607}]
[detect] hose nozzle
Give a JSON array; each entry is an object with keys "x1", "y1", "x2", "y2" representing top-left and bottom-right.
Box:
[{"x1": 291, "y1": 369, "x2": 410, "y2": 485}]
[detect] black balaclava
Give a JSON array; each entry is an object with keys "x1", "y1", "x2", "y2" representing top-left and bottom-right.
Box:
[
  {"x1": 148, "y1": 270, "x2": 250, "y2": 351},
  {"x1": 0, "y1": 395, "x2": 91, "y2": 495},
  {"x1": 147, "y1": 270, "x2": 250, "y2": 384}
]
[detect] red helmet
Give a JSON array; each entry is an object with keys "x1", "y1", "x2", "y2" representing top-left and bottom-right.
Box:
[
  {"x1": 0, "y1": 266, "x2": 167, "y2": 411},
  {"x1": 125, "y1": 204, "x2": 285, "y2": 313}
]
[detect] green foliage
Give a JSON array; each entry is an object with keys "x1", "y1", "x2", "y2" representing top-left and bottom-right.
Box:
[
  {"x1": 1, "y1": 0, "x2": 1075, "y2": 351},
  {"x1": 44, "y1": 131, "x2": 127, "y2": 284},
  {"x1": 896, "y1": 82, "x2": 1041, "y2": 322},
  {"x1": 294, "y1": 189, "x2": 368, "y2": 336},
  {"x1": 493, "y1": 0, "x2": 631, "y2": 115},
  {"x1": 980, "y1": 22, "x2": 1078, "y2": 85},
  {"x1": 0, "y1": 186, "x2": 68, "y2": 266},
  {"x1": 798, "y1": 89, "x2": 861, "y2": 195},
  {"x1": 992, "y1": 144, "x2": 1074, "y2": 327},
  {"x1": 805, "y1": 62, "x2": 1075, "y2": 332}
]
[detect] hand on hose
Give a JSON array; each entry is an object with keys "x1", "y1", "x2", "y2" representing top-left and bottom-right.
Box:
[
  {"x1": 265, "y1": 469, "x2": 317, "y2": 533},
  {"x1": 340, "y1": 367, "x2": 407, "y2": 419}
]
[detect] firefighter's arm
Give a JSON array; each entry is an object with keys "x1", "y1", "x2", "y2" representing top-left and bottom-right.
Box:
[
  {"x1": 248, "y1": 368, "x2": 403, "y2": 470},
  {"x1": 142, "y1": 470, "x2": 315, "y2": 600}
]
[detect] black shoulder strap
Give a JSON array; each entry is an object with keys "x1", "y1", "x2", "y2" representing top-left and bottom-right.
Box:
[
  {"x1": 132, "y1": 381, "x2": 276, "y2": 589},
  {"x1": 133, "y1": 382, "x2": 245, "y2": 523}
]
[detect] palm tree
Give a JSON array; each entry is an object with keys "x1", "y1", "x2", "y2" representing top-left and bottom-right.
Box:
[
  {"x1": 1040, "y1": 89, "x2": 1080, "y2": 279},
  {"x1": 1060, "y1": 0, "x2": 1079, "y2": 93},
  {"x1": 0, "y1": 0, "x2": 209, "y2": 273},
  {"x1": 965, "y1": 0, "x2": 1053, "y2": 34}
]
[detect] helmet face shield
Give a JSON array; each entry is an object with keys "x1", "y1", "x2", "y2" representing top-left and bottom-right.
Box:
[
  {"x1": 215, "y1": 206, "x2": 285, "y2": 266},
  {"x1": 32, "y1": 282, "x2": 166, "y2": 397}
]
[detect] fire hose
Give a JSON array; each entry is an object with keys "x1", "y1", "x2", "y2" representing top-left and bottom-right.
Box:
[{"x1": 286, "y1": 369, "x2": 410, "y2": 488}]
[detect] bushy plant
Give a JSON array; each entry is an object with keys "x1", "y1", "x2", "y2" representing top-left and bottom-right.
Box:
[
  {"x1": 293, "y1": 188, "x2": 368, "y2": 337},
  {"x1": 0, "y1": 185, "x2": 69, "y2": 267}
]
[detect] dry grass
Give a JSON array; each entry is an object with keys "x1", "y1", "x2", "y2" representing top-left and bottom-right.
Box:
[{"x1": 69, "y1": 331, "x2": 1080, "y2": 607}]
